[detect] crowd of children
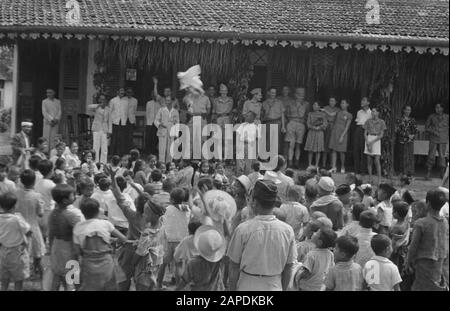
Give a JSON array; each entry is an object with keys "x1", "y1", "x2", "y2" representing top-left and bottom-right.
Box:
[{"x1": 0, "y1": 138, "x2": 449, "y2": 291}]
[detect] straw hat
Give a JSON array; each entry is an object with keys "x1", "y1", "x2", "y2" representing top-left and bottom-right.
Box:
[
  {"x1": 263, "y1": 171, "x2": 282, "y2": 184},
  {"x1": 203, "y1": 190, "x2": 237, "y2": 222},
  {"x1": 194, "y1": 225, "x2": 226, "y2": 262}
]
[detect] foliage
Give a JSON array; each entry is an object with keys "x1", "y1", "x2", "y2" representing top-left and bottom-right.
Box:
[{"x1": 0, "y1": 107, "x2": 12, "y2": 133}]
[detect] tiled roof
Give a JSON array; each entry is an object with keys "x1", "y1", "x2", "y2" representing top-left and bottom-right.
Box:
[{"x1": 0, "y1": 0, "x2": 448, "y2": 46}]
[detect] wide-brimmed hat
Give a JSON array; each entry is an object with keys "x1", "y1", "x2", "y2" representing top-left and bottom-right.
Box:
[
  {"x1": 203, "y1": 190, "x2": 237, "y2": 222},
  {"x1": 263, "y1": 171, "x2": 281, "y2": 184},
  {"x1": 236, "y1": 175, "x2": 252, "y2": 194},
  {"x1": 194, "y1": 225, "x2": 226, "y2": 262}
]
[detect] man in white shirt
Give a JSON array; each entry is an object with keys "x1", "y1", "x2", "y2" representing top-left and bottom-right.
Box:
[
  {"x1": 110, "y1": 88, "x2": 138, "y2": 156},
  {"x1": 42, "y1": 89, "x2": 61, "y2": 151},
  {"x1": 154, "y1": 99, "x2": 179, "y2": 163},
  {"x1": 353, "y1": 97, "x2": 372, "y2": 174},
  {"x1": 34, "y1": 159, "x2": 56, "y2": 241},
  {"x1": 236, "y1": 111, "x2": 260, "y2": 175},
  {"x1": 88, "y1": 94, "x2": 112, "y2": 164}
]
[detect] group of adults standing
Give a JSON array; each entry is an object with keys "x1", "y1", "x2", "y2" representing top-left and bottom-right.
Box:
[{"x1": 17, "y1": 85, "x2": 447, "y2": 179}]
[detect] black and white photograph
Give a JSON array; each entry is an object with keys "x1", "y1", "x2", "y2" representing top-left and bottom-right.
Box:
[{"x1": 0, "y1": 0, "x2": 448, "y2": 298}]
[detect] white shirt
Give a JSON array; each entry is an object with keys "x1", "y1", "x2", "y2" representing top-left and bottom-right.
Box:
[
  {"x1": 146, "y1": 100, "x2": 161, "y2": 126},
  {"x1": 34, "y1": 178, "x2": 56, "y2": 211},
  {"x1": 110, "y1": 96, "x2": 132, "y2": 126},
  {"x1": 91, "y1": 189, "x2": 133, "y2": 229},
  {"x1": 440, "y1": 202, "x2": 449, "y2": 218},
  {"x1": 42, "y1": 98, "x2": 61, "y2": 123},
  {"x1": 73, "y1": 218, "x2": 115, "y2": 247},
  {"x1": 363, "y1": 256, "x2": 402, "y2": 291},
  {"x1": 355, "y1": 108, "x2": 372, "y2": 126}
]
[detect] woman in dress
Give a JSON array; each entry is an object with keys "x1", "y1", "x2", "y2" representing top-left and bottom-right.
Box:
[
  {"x1": 395, "y1": 105, "x2": 418, "y2": 175},
  {"x1": 329, "y1": 99, "x2": 353, "y2": 173},
  {"x1": 304, "y1": 102, "x2": 328, "y2": 167},
  {"x1": 322, "y1": 96, "x2": 340, "y2": 169}
]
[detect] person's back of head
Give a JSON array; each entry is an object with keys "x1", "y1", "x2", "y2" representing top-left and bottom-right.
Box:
[
  {"x1": 297, "y1": 172, "x2": 308, "y2": 186},
  {"x1": 287, "y1": 185, "x2": 304, "y2": 203},
  {"x1": 0, "y1": 192, "x2": 18, "y2": 211},
  {"x1": 274, "y1": 155, "x2": 286, "y2": 172},
  {"x1": 361, "y1": 184, "x2": 373, "y2": 197},
  {"x1": 305, "y1": 179, "x2": 318, "y2": 201},
  {"x1": 150, "y1": 169, "x2": 162, "y2": 183},
  {"x1": 401, "y1": 190, "x2": 415, "y2": 206},
  {"x1": 305, "y1": 220, "x2": 321, "y2": 239},
  {"x1": 197, "y1": 177, "x2": 214, "y2": 191},
  {"x1": 393, "y1": 200, "x2": 409, "y2": 221},
  {"x1": 94, "y1": 173, "x2": 108, "y2": 186},
  {"x1": 315, "y1": 228, "x2": 337, "y2": 249},
  {"x1": 359, "y1": 210, "x2": 377, "y2": 229},
  {"x1": 285, "y1": 168, "x2": 295, "y2": 179},
  {"x1": 38, "y1": 159, "x2": 53, "y2": 178},
  {"x1": 55, "y1": 157, "x2": 66, "y2": 170},
  {"x1": 317, "y1": 217, "x2": 333, "y2": 230},
  {"x1": 335, "y1": 235, "x2": 359, "y2": 261},
  {"x1": 78, "y1": 177, "x2": 94, "y2": 196},
  {"x1": 351, "y1": 203, "x2": 367, "y2": 222},
  {"x1": 251, "y1": 161, "x2": 260, "y2": 173},
  {"x1": 319, "y1": 168, "x2": 331, "y2": 178},
  {"x1": 51, "y1": 184, "x2": 74, "y2": 206},
  {"x1": 370, "y1": 234, "x2": 392, "y2": 257},
  {"x1": 188, "y1": 221, "x2": 202, "y2": 235},
  {"x1": 162, "y1": 178, "x2": 175, "y2": 193},
  {"x1": 426, "y1": 188, "x2": 447, "y2": 212},
  {"x1": 116, "y1": 176, "x2": 127, "y2": 192},
  {"x1": 111, "y1": 155, "x2": 121, "y2": 167},
  {"x1": 98, "y1": 177, "x2": 111, "y2": 191},
  {"x1": 170, "y1": 188, "x2": 185, "y2": 205},
  {"x1": 28, "y1": 155, "x2": 42, "y2": 171},
  {"x1": 20, "y1": 169, "x2": 36, "y2": 189},
  {"x1": 80, "y1": 198, "x2": 100, "y2": 219}
]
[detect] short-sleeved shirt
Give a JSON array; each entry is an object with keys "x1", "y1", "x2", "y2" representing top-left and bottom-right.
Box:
[
  {"x1": 323, "y1": 105, "x2": 340, "y2": 124},
  {"x1": 325, "y1": 261, "x2": 364, "y2": 291},
  {"x1": 355, "y1": 109, "x2": 372, "y2": 126},
  {"x1": 363, "y1": 256, "x2": 402, "y2": 291},
  {"x1": 227, "y1": 215, "x2": 297, "y2": 276},
  {"x1": 363, "y1": 118, "x2": 386, "y2": 136},
  {"x1": 73, "y1": 218, "x2": 115, "y2": 247},
  {"x1": 242, "y1": 100, "x2": 262, "y2": 120},
  {"x1": 213, "y1": 96, "x2": 234, "y2": 115},
  {"x1": 298, "y1": 248, "x2": 335, "y2": 291},
  {"x1": 0, "y1": 213, "x2": 30, "y2": 247},
  {"x1": 262, "y1": 98, "x2": 284, "y2": 120},
  {"x1": 286, "y1": 100, "x2": 308, "y2": 122},
  {"x1": 279, "y1": 202, "x2": 309, "y2": 238},
  {"x1": 426, "y1": 113, "x2": 449, "y2": 143},
  {"x1": 184, "y1": 94, "x2": 211, "y2": 115},
  {"x1": 48, "y1": 207, "x2": 81, "y2": 242},
  {"x1": 15, "y1": 189, "x2": 44, "y2": 228},
  {"x1": 182, "y1": 255, "x2": 224, "y2": 291}
]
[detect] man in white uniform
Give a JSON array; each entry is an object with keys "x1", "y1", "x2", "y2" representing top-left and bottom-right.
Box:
[{"x1": 42, "y1": 89, "x2": 61, "y2": 151}]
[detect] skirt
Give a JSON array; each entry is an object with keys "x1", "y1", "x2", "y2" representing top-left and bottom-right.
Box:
[
  {"x1": 396, "y1": 141, "x2": 415, "y2": 174},
  {"x1": 80, "y1": 254, "x2": 117, "y2": 291},
  {"x1": 304, "y1": 130, "x2": 324, "y2": 152},
  {"x1": 237, "y1": 272, "x2": 282, "y2": 291},
  {"x1": 50, "y1": 239, "x2": 76, "y2": 276},
  {"x1": 364, "y1": 135, "x2": 381, "y2": 156}
]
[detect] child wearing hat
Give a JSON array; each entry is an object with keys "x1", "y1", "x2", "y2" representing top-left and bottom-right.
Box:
[{"x1": 176, "y1": 225, "x2": 226, "y2": 291}]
